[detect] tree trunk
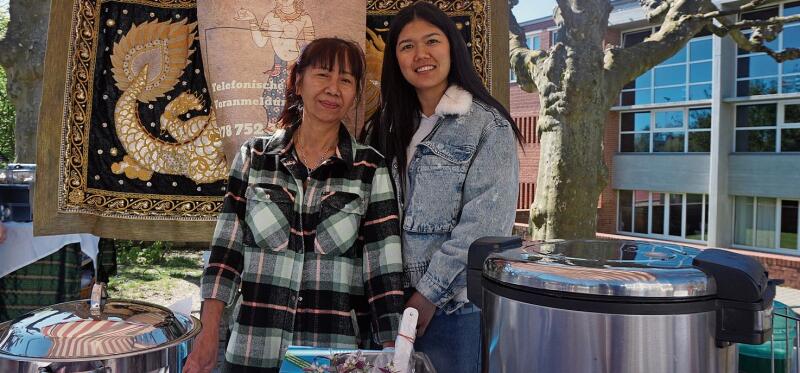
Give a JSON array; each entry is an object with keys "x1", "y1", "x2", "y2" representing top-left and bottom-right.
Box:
[
  {"x1": 530, "y1": 104, "x2": 609, "y2": 240},
  {"x1": 527, "y1": 0, "x2": 613, "y2": 240},
  {"x1": 515, "y1": 0, "x2": 792, "y2": 240},
  {"x1": 0, "y1": 0, "x2": 51, "y2": 163}
]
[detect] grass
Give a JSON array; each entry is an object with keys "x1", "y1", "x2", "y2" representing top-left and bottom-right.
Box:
[
  {"x1": 738, "y1": 230, "x2": 799, "y2": 250},
  {"x1": 107, "y1": 248, "x2": 204, "y2": 302}
]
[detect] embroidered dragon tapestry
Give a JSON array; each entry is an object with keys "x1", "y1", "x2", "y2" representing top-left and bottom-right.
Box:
[{"x1": 34, "y1": 0, "x2": 503, "y2": 241}]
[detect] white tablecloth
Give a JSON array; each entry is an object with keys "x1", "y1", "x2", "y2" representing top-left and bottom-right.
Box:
[{"x1": 0, "y1": 222, "x2": 100, "y2": 278}]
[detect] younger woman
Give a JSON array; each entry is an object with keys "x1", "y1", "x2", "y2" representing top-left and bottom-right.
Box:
[{"x1": 365, "y1": 2, "x2": 523, "y2": 372}]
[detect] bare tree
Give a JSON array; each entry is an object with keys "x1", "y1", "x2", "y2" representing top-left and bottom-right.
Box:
[
  {"x1": 510, "y1": 0, "x2": 800, "y2": 240},
  {"x1": 0, "y1": 0, "x2": 50, "y2": 163}
]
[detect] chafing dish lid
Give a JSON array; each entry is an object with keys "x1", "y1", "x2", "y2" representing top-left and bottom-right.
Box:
[{"x1": 0, "y1": 299, "x2": 199, "y2": 360}]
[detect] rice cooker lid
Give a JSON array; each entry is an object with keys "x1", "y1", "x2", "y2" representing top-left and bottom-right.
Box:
[
  {"x1": 483, "y1": 240, "x2": 716, "y2": 298},
  {"x1": 0, "y1": 299, "x2": 199, "y2": 361}
]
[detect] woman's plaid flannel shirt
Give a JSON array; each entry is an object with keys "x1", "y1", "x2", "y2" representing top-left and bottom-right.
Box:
[{"x1": 201, "y1": 126, "x2": 404, "y2": 370}]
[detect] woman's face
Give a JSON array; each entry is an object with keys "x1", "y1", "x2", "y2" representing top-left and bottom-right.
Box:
[
  {"x1": 296, "y1": 61, "x2": 357, "y2": 127},
  {"x1": 395, "y1": 19, "x2": 451, "y2": 96}
]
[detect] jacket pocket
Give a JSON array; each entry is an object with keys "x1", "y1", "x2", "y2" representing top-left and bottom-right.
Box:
[
  {"x1": 404, "y1": 142, "x2": 473, "y2": 233},
  {"x1": 244, "y1": 185, "x2": 294, "y2": 251},
  {"x1": 315, "y1": 191, "x2": 366, "y2": 256}
]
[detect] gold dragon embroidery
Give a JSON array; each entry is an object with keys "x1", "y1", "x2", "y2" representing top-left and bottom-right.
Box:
[{"x1": 109, "y1": 19, "x2": 227, "y2": 184}]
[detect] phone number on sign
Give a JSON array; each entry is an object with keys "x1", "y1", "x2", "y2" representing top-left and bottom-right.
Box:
[{"x1": 218, "y1": 122, "x2": 276, "y2": 138}]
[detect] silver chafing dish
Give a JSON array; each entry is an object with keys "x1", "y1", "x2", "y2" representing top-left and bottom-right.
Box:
[{"x1": 0, "y1": 283, "x2": 200, "y2": 372}]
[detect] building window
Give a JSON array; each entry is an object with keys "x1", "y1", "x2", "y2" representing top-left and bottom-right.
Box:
[
  {"x1": 619, "y1": 28, "x2": 713, "y2": 106},
  {"x1": 527, "y1": 34, "x2": 541, "y2": 50},
  {"x1": 618, "y1": 190, "x2": 709, "y2": 242},
  {"x1": 514, "y1": 115, "x2": 538, "y2": 144},
  {"x1": 735, "y1": 101, "x2": 800, "y2": 152},
  {"x1": 737, "y1": 2, "x2": 800, "y2": 96},
  {"x1": 619, "y1": 107, "x2": 711, "y2": 152},
  {"x1": 734, "y1": 196, "x2": 799, "y2": 253},
  {"x1": 550, "y1": 28, "x2": 560, "y2": 45},
  {"x1": 517, "y1": 182, "x2": 535, "y2": 210}
]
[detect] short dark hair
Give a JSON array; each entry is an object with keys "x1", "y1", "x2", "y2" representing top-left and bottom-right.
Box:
[
  {"x1": 364, "y1": 1, "x2": 522, "y2": 179},
  {"x1": 277, "y1": 37, "x2": 366, "y2": 130}
]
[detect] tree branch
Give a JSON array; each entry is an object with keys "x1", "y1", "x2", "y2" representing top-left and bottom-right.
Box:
[
  {"x1": 712, "y1": 13, "x2": 800, "y2": 62},
  {"x1": 693, "y1": 0, "x2": 775, "y2": 19},
  {"x1": 605, "y1": 0, "x2": 800, "y2": 103},
  {"x1": 554, "y1": 0, "x2": 574, "y2": 25},
  {"x1": 604, "y1": 0, "x2": 716, "y2": 96},
  {"x1": 508, "y1": 1, "x2": 548, "y2": 93},
  {"x1": 727, "y1": 14, "x2": 800, "y2": 29},
  {"x1": 639, "y1": 0, "x2": 671, "y2": 23}
]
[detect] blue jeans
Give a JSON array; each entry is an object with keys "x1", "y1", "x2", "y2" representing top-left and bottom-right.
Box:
[{"x1": 414, "y1": 303, "x2": 481, "y2": 373}]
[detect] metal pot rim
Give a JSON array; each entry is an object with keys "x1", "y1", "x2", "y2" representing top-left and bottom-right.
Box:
[{"x1": 0, "y1": 298, "x2": 202, "y2": 362}]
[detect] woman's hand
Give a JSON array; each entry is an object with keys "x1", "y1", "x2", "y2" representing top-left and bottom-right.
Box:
[
  {"x1": 0, "y1": 222, "x2": 7, "y2": 244},
  {"x1": 183, "y1": 299, "x2": 225, "y2": 373},
  {"x1": 404, "y1": 292, "x2": 437, "y2": 337},
  {"x1": 183, "y1": 328, "x2": 219, "y2": 373}
]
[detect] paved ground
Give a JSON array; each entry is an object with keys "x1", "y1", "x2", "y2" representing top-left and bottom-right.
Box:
[{"x1": 776, "y1": 286, "x2": 800, "y2": 310}]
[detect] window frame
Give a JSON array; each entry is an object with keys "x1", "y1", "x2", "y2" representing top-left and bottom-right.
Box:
[
  {"x1": 619, "y1": 27, "x2": 714, "y2": 106},
  {"x1": 616, "y1": 189, "x2": 708, "y2": 244},
  {"x1": 526, "y1": 32, "x2": 541, "y2": 51},
  {"x1": 619, "y1": 106, "x2": 712, "y2": 153},
  {"x1": 549, "y1": 27, "x2": 560, "y2": 46},
  {"x1": 736, "y1": 2, "x2": 800, "y2": 97},
  {"x1": 734, "y1": 99, "x2": 800, "y2": 152},
  {"x1": 732, "y1": 196, "x2": 800, "y2": 255}
]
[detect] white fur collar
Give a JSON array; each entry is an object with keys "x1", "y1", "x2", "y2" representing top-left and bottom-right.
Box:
[{"x1": 434, "y1": 85, "x2": 473, "y2": 116}]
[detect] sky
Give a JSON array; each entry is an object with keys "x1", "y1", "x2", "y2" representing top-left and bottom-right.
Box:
[{"x1": 513, "y1": 0, "x2": 557, "y2": 23}]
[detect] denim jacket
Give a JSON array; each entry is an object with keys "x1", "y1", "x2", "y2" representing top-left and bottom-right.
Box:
[{"x1": 393, "y1": 85, "x2": 519, "y2": 314}]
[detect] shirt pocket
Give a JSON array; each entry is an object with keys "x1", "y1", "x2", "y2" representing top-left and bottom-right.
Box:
[
  {"x1": 315, "y1": 191, "x2": 366, "y2": 256},
  {"x1": 244, "y1": 185, "x2": 294, "y2": 251},
  {"x1": 405, "y1": 142, "x2": 474, "y2": 233}
]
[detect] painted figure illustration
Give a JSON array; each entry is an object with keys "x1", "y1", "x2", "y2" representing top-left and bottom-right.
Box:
[{"x1": 234, "y1": 0, "x2": 315, "y2": 125}]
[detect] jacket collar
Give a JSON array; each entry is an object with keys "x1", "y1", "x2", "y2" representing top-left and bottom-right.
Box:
[
  {"x1": 433, "y1": 85, "x2": 473, "y2": 117},
  {"x1": 272, "y1": 123, "x2": 355, "y2": 171}
]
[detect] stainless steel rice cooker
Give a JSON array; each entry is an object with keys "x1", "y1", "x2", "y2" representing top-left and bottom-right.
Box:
[
  {"x1": 466, "y1": 237, "x2": 777, "y2": 373},
  {"x1": 0, "y1": 283, "x2": 200, "y2": 372}
]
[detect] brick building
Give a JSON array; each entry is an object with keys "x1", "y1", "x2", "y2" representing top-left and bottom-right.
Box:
[{"x1": 510, "y1": 0, "x2": 800, "y2": 287}]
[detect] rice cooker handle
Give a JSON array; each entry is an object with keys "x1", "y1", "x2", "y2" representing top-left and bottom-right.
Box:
[
  {"x1": 692, "y1": 249, "x2": 776, "y2": 345},
  {"x1": 90, "y1": 282, "x2": 108, "y2": 318},
  {"x1": 466, "y1": 236, "x2": 523, "y2": 305}
]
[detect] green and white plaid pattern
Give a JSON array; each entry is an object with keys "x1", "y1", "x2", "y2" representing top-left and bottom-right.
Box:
[{"x1": 202, "y1": 126, "x2": 404, "y2": 372}]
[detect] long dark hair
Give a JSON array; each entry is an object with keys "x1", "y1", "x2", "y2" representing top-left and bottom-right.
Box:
[
  {"x1": 276, "y1": 37, "x2": 366, "y2": 130},
  {"x1": 363, "y1": 1, "x2": 523, "y2": 180}
]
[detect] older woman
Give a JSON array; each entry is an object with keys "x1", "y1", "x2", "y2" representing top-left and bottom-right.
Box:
[{"x1": 185, "y1": 37, "x2": 404, "y2": 373}]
